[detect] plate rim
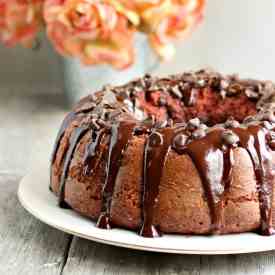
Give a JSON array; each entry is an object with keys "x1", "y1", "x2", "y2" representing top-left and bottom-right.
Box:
[{"x1": 17, "y1": 165, "x2": 275, "y2": 255}]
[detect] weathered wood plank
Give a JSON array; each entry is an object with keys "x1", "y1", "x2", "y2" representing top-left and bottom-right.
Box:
[
  {"x1": 62, "y1": 237, "x2": 201, "y2": 275},
  {"x1": 0, "y1": 93, "x2": 66, "y2": 175},
  {"x1": 0, "y1": 174, "x2": 71, "y2": 275},
  {"x1": 63, "y1": 236, "x2": 275, "y2": 275},
  {"x1": 199, "y1": 252, "x2": 275, "y2": 275}
]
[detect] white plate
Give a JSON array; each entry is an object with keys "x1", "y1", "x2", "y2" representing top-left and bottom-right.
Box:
[{"x1": 18, "y1": 154, "x2": 275, "y2": 255}]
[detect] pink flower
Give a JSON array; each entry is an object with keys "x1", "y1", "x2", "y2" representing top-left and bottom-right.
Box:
[
  {"x1": 44, "y1": 0, "x2": 137, "y2": 69},
  {"x1": 0, "y1": 0, "x2": 44, "y2": 47},
  {"x1": 133, "y1": 0, "x2": 206, "y2": 60}
]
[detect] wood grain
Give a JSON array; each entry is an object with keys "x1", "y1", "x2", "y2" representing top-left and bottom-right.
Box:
[
  {"x1": 62, "y1": 237, "x2": 201, "y2": 275},
  {"x1": 0, "y1": 174, "x2": 71, "y2": 275}
]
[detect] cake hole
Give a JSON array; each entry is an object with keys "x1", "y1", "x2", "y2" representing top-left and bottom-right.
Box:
[{"x1": 137, "y1": 87, "x2": 258, "y2": 126}]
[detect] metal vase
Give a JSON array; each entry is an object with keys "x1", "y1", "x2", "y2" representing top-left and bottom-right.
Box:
[{"x1": 63, "y1": 34, "x2": 158, "y2": 106}]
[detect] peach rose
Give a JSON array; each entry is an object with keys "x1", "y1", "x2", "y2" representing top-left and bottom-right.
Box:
[
  {"x1": 0, "y1": 0, "x2": 43, "y2": 47},
  {"x1": 134, "y1": 0, "x2": 206, "y2": 60},
  {"x1": 44, "y1": 0, "x2": 137, "y2": 69}
]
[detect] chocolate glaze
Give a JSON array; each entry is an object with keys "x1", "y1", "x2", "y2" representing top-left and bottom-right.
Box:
[
  {"x1": 96, "y1": 121, "x2": 137, "y2": 229},
  {"x1": 51, "y1": 70, "x2": 275, "y2": 237},
  {"x1": 50, "y1": 111, "x2": 77, "y2": 196},
  {"x1": 172, "y1": 124, "x2": 274, "y2": 235},
  {"x1": 140, "y1": 127, "x2": 175, "y2": 237},
  {"x1": 50, "y1": 98, "x2": 96, "y2": 190},
  {"x1": 51, "y1": 111, "x2": 77, "y2": 165},
  {"x1": 83, "y1": 129, "x2": 106, "y2": 176},
  {"x1": 58, "y1": 126, "x2": 90, "y2": 208},
  {"x1": 233, "y1": 125, "x2": 274, "y2": 235},
  {"x1": 177, "y1": 129, "x2": 234, "y2": 233}
]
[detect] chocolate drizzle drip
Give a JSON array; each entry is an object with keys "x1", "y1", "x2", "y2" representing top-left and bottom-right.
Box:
[
  {"x1": 50, "y1": 112, "x2": 77, "y2": 192},
  {"x1": 83, "y1": 129, "x2": 106, "y2": 176},
  {"x1": 179, "y1": 129, "x2": 234, "y2": 233},
  {"x1": 96, "y1": 121, "x2": 137, "y2": 229},
  {"x1": 51, "y1": 112, "x2": 77, "y2": 165},
  {"x1": 50, "y1": 98, "x2": 97, "y2": 190},
  {"x1": 140, "y1": 127, "x2": 175, "y2": 237},
  {"x1": 58, "y1": 126, "x2": 90, "y2": 208},
  {"x1": 233, "y1": 125, "x2": 274, "y2": 235},
  {"x1": 172, "y1": 124, "x2": 275, "y2": 235}
]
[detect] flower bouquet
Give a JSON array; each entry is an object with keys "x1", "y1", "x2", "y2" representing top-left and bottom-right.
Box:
[{"x1": 0, "y1": 0, "x2": 205, "y2": 104}]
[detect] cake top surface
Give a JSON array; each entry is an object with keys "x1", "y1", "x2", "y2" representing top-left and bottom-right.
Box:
[{"x1": 73, "y1": 69, "x2": 275, "y2": 131}]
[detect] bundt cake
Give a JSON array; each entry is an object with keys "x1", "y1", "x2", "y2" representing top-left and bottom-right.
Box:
[{"x1": 50, "y1": 69, "x2": 275, "y2": 237}]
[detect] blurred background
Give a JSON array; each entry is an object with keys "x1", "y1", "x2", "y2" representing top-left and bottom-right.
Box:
[
  {"x1": 1, "y1": 0, "x2": 275, "y2": 174},
  {"x1": 2, "y1": 0, "x2": 275, "y2": 95}
]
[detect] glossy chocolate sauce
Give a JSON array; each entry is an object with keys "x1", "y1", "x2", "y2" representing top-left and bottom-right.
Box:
[
  {"x1": 233, "y1": 125, "x2": 274, "y2": 235},
  {"x1": 58, "y1": 126, "x2": 89, "y2": 208},
  {"x1": 83, "y1": 129, "x2": 106, "y2": 176},
  {"x1": 96, "y1": 121, "x2": 137, "y2": 229},
  {"x1": 50, "y1": 111, "x2": 77, "y2": 193},
  {"x1": 140, "y1": 127, "x2": 175, "y2": 237},
  {"x1": 179, "y1": 129, "x2": 234, "y2": 233}
]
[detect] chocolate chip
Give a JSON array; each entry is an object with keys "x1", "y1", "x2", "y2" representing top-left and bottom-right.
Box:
[
  {"x1": 143, "y1": 74, "x2": 153, "y2": 88},
  {"x1": 148, "y1": 132, "x2": 164, "y2": 147},
  {"x1": 116, "y1": 91, "x2": 128, "y2": 101},
  {"x1": 224, "y1": 118, "x2": 240, "y2": 128},
  {"x1": 222, "y1": 130, "x2": 239, "y2": 145},
  {"x1": 197, "y1": 79, "x2": 206, "y2": 88},
  {"x1": 199, "y1": 124, "x2": 208, "y2": 131},
  {"x1": 179, "y1": 82, "x2": 190, "y2": 92},
  {"x1": 188, "y1": 88, "x2": 198, "y2": 106},
  {"x1": 227, "y1": 83, "x2": 242, "y2": 95},
  {"x1": 170, "y1": 86, "x2": 182, "y2": 99},
  {"x1": 187, "y1": 117, "x2": 201, "y2": 129},
  {"x1": 173, "y1": 133, "x2": 188, "y2": 149},
  {"x1": 245, "y1": 88, "x2": 259, "y2": 99},
  {"x1": 220, "y1": 90, "x2": 227, "y2": 100},
  {"x1": 166, "y1": 119, "x2": 174, "y2": 127},
  {"x1": 220, "y1": 79, "x2": 230, "y2": 89},
  {"x1": 192, "y1": 129, "x2": 206, "y2": 139},
  {"x1": 210, "y1": 77, "x2": 220, "y2": 90}
]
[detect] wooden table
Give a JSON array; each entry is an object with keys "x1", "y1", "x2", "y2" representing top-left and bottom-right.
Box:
[{"x1": 1, "y1": 91, "x2": 275, "y2": 275}]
